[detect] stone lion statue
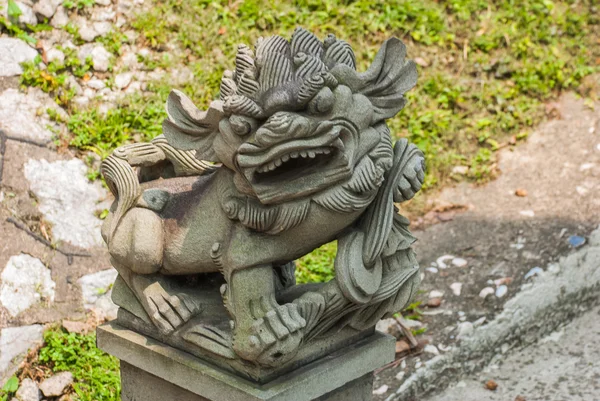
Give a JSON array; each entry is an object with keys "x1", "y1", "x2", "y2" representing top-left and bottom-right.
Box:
[{"x1": 100, "y1": 28, "x2": 424, "y2": 374}]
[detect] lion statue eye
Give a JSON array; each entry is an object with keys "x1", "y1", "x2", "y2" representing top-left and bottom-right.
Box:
[
  {"x1": 230, "y1": 115, "x2": 257, "y2": 136},
  {"x1": 307, "y1": 87, "x2": 334, "y2": 115}
]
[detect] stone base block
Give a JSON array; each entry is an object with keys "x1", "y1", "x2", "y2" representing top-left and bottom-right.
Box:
[{"x1": 97, "y1": 322, "x2": 394, "y2": 401}]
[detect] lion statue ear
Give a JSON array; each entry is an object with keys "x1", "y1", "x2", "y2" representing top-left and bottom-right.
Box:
[
  {"x1": 329, "y1": 38, "x2": 417, "y2": 124},
  {"x1": 162, "y1": 89, "x2": 224, "y2": 163}
]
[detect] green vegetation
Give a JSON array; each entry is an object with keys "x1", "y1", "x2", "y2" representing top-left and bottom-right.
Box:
[
  {"x1": 35, "y1": 328, "x2": 121, "y2": 401},
  {"x1": 2, "y1": 1, "x2": 599, "y2": 282},
  {"x1": 0, "y1": 376, "x2": 18, "y2": 401}
]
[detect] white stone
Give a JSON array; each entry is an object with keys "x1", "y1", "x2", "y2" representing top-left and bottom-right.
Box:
[
  {"x1": 32, "y1": 0, "x2": 60, "y2": 19},
  {"x1": 0, "y1": 254, "x2": 55, "y2": 317},
  {"x1": 39, "y1": 372, "x2": 73, "y2": 397},
  {"x1": 4, "y1": 1, "x2": 38, "y2": 26},
  {"x1": 436, "y1": 255, "x2": 454, "y2": 269},
  {"x1": 0, "y1": 38, "x2": 38, "y2": 76},
  {"x1": 78, "y1": 268, "x2": 118, "y2": 320},
  {"x1": 424, "y1": 344, "x2": 440, "y2": 355},
  {"x1": 375, "y1": 318, "x2": 395, "y2": 334},
  {"x1": 473, "y1": 316, "x2": 487, "y2": 327},
  {"x1": 0, "y1": 325, "x2": 44, "y2": 373},
  {"x1": 372, "y1": 385, "x2": 388, "y2": 395},
  {"x1": 395, "y1": 371, "x2": 405, "y2": 381},
  {"x1": 50, "y1": 5, "x2": 68, "y2": 28},
  {"x1": 451, "y1": 257, "x2": 467, "y2": 267},
  {"x1": 401, "y1": 318, "x2": 422, "y2": 329},
  {"x1": 15, "y1": 378, "x2": 40, "y2": 401},
  {"x1": 24, "y1": 158, "x2": 108, "y2": 248},
  {"x1": 93, "y1": 21, "x2": 112, "y2": 36},
  {"x1": 79, "y1": 25, "x2": 99, "y2": 42},
  {"x1": 86, "y1": 78, "x2": 106, "y2": 90},
  {"x1": 520, "y1": 210, "x2": 535, "y2": 217},
  {"x1": 0, "y1": 88, "x2": 63, "y2": 143},
  {"x1": 95, "y1": 0, "x2": 112, "y2": 5},
  {"x1": 452, "y1": 165, "x2": 469, "y2": 175},
  {"x1": 425, "y1": 267, "x2": 438, "y2": 274},
  {"x1": 45, "y1": 48, "x2": 64, "y2": 64},
  {"x1": 114, "y1": 72, "x2": 133, "y2": 89},
  {"x1": 524, "y1": 266, "x2": 544, "y2": 279},
  {"x1": 429, "y1": 290, "x2": 444, "y2": 299},
  {"x1": 579, "y1": 163, "x2": 595, "y2": 171},
  {"x1": 91, "y1": 45, "x2": 111, "y2": 72},
  {"x1": 450, "y1": 282, "x2": 462, "y2": 296},
  {"x1": 495, "y1": 285, "x2": 508, "y2": 298},
  {"x1": 479, "y1": 287, "x2": 495, "y2": 298}
]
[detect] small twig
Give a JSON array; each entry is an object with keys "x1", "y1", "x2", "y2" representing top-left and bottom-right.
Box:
[
  {"x1": 6, "y1": 217, "x2": 91, "y2": 264},
  {"x1": 394, "y1": 316, "x2": 419, "y2": 349}
]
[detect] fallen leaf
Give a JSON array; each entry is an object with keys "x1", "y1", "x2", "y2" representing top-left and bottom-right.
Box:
[
  {"x1": 485, "y1": 379, "x2": 498, "y2": 391},
  {"x1": 395, "y1": 340, "x2": 411, "y2": 354},
  {"x1": 515, "y1": 188, "x2": 528, "y2": 197},
  {"x1": 427, "y1": 298, "x2": 442, "y2": 308},
  {"x1": 515, "y1": 396, "x2": 526, "y2": 401},
  {"x1": 218, "y1": 26, "x2": 227, "y2": 35},
  {"x1": 82, "y1": 73, "x2": 91, "y2": 82}
]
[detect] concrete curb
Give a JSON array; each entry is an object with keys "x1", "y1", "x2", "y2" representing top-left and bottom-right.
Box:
[{"x1": 387, "y1": 225, "x2": 600, "y2": 401}]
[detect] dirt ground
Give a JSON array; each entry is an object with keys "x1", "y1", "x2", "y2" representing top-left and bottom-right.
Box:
[{"x1": 374, "y1": 92, "x2": 600, "y2": 399}]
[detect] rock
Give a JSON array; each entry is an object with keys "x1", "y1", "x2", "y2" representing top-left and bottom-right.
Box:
[
  {"x1": 62, "y1": 320, "x2": 92, "y2": 334},
  {"x1": 91, "y1": 45, "x2": 111, "y2": 72},
  {"x1": 450, "y1": 282, "x2": 462, "y2": 296},
  {"x1": 39, "y1": 372, "x2": 73, "y2": 397},
  {"x1": 395, "y1": 371, "x2": 405, "y2": 381},
  {"x1": 425, "y1": 267, "x2": 438, "y2": 273},
  {"x1": 0, "y1": 325, "x2": 44, "y2": 375},
  {"x1": 429, "y1": 290, "x2": 444, "y2": 298},
  {"x1": 24, "y1": 158, "x2": 108, "y2": 248},
  {"x1": 95, "y1": 0, "x2": 111, "y2": 5},
  {"x1": 401, "y1": 318, "x2": 422, "y2": 329},
  {"x1": 414, "y1": 57, "x2": 429, "y2": 67},
  {"x1": 452, "y1": 165, "x2": 468, "y2": 175},
  {"x1": 484, "y1": 379, "x2": 498, "y2": 391},
  {"x1": 78, "y1": 24, "x2": 99, "y2": 42},
  {"x1": 50, "y1": 5, "x2": 68, "y2": 28},
  {"x1": 15, "y1": 378, "x2": 41, "y2": 401},
  {"x1": 45, "y1": 48, "x2": 65, "y2": 64},
  {"x1": 78, "y1": 269, "x2": 118, "y2": 320},
  {"x1": 4, "y1": 1, "x2": 38, "y2": 27},
  {"x1": 32, "y1": 0, "x2": 60, "y2": 20},
  {"x1": 395, "y1": 339, "x2": 411, "y2": 354},
  {"x1": 479, "y1": 287, "x2": 495, "y2": 299},
  {"x1": 457, "y1": 321, "x2": 474, "y2": 339},
  {"x1": 451, "y1": 257, "x2": 467, "y2": 267},
  {"x1": 0, "y1": 88, "x2": 64, "y2": 142},
  {"x1": 372, "y1": 385, "x2": 388, "y2": 395},
  {"x1": 473, "y1": 316, "x2": 487, "y2": 327},
  {"x1": 427, "y1": 297, "x2": 442, "y2": 308},
  {"x1": 495, "y1": 285, "x2": 508, "y2": 298},
  {"x1": 436, "y1": 255, "x2": 454, "y2": 269},
  {"x1": 86, "y1": 78, "x2": 106, "y2": 90},
  {"x1": 93, "y1": 21, "x2": 112, "y2": 36},
  {"x1": 114, "y1": 72, "x2": 133, "y2": 89},
  {"x1": 524, "y1": 266, "x2": 544, "y2": 279},
  {"x1": 0, "y1": 38, "x2": 39, "y2": 76},
  {"x1": 0, "y1": 254, "x2": 56, "y2": 316},
  {"x1": 424, "y1": 344, "x2": 440, "y2": 356}
]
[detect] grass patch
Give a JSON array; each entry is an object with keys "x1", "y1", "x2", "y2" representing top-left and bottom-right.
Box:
[
  {"x1": 30, "y1": 328, "x2": 121, "y2": 401},
  {"x1": 296, "y1": 241, "x2": 337, "y2": 284}
]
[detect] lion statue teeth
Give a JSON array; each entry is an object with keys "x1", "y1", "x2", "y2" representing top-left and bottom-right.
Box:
[{"x1": 100, "y1": 27, "x2": 424, "y2": 371}]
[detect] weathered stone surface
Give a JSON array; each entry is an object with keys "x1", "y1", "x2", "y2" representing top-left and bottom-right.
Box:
[
  {"x1": 78, "y1": 268, "x2": 118, "y2": 319},
  {"x1": 39, "y1": 372, "x2": 73, "y2": 397},
  {"x1": 1, "y1": 1, "x2": 37, "y2": 27},
  {"x1": 91, "y1": 45, "x2": 111, "y2": 72},
  {"x1": 0, "y1": 88, "x2": 63, "y2": 143},
  {"x1": 15, "y1": 378, "x2": 41, "y2": 401},
  {"x1": 0, "y1": 325, "x2": 43, "y2": 378},
  {"x1": 50, "y1": 5, "x2": 68, "y2": 28},
  {"x1": 24, "y1": 158, "x2": 107, "y2": 249},
  {"x1": 0, "y1": 254, "x2": 55, "y2": 317},
  {"x1": 99, "y1": 324, "x2": 394, "y2": 401},
  {"x1": 32, "y1": 0, "x2": 60, "y2": 19},
  {"x1": 0, "y1": 38, "x2": 38, "y2": 77}
]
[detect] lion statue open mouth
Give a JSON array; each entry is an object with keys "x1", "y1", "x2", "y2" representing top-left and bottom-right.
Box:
[{"x1": 100, "y1": 28, "x2": 424, "y2": 371}]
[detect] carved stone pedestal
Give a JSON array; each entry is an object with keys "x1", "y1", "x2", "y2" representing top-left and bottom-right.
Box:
[{"x1": 97, "y1": 322, "x2": 394, "y2": 401}]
